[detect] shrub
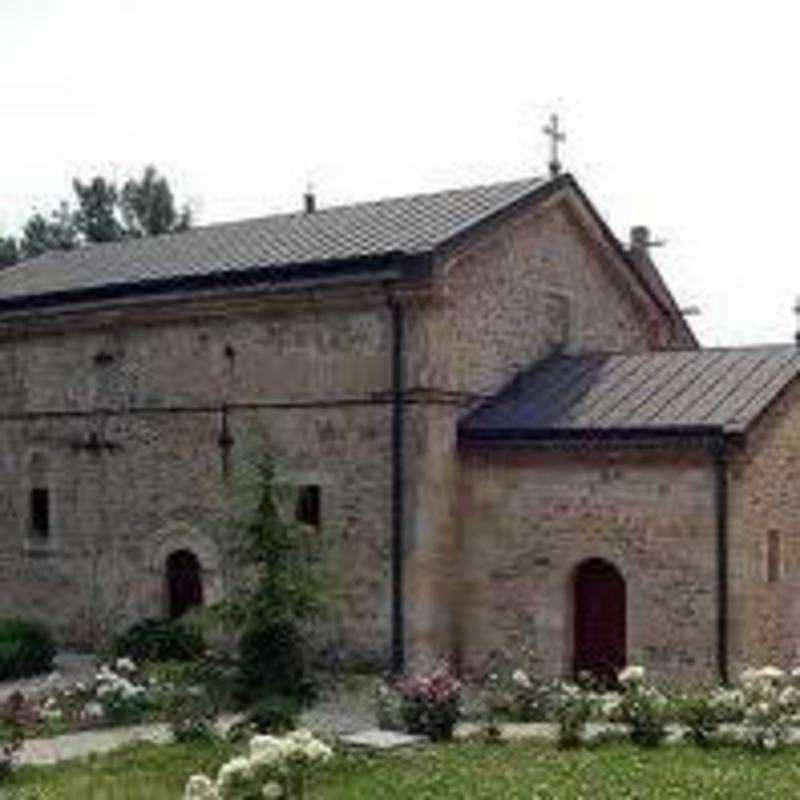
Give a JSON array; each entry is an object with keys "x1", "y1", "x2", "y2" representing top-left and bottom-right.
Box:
[
  {"x1": 740, "y1": 666, "x2": 792, "y2": 750},
  {"x1": 95, "y1": 660, "x2": 153, "y2": 724},
  {"x1": 615, "y1": 666, "x2": 669, "y2": 747},
  {"x1": 675, "y1": 691, "x2": 722, "y2": 747},
  {"x1": 149, "y1": 659, "x2": 238, "y2": 714},
  {"x1": 186, "y1": 729, "x2": 332, "y2": 800},
  {"x1": 375, "y1": 680, "x2": 404, "y2": 731},
  {"x1": 236, "y1": 622, "x2": 311, "y2": 705},
  {"x1": 113, "y1": 618, "x2": 205, "y2": 663},
  {"x1": 552, "y1": 682, "x2": 596, "y2": 748},
  {"x1": 163, "y1": 683, "x2": 218, "y2": 743},
  {"x1": 397, "y1": 661, "x2": 462, "y2": 741},
  {"x1": 0, "y1": 618, "x2": 56, "y2": 680},
  {"x1": 245, "y1": 695, "x2": 300, "y2": 735}
]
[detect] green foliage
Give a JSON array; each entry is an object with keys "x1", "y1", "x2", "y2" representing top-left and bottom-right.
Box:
[
  {"x1": 113, "y1": 618, "x2": 205, "y2": 664},
  {"x1": 552, "y1": 683, "x2": 596, "y2": 748},
  {"x1": 162, "y1": 684, "x2": 218, "y2": 743},
  {"x1": 0, "y1": 618, "x2": 56, "y2": 680},
  {"x1": 244, "y1": 695, "x2": 300, "y2": 735},
  {"x1": 20, "y1": 202, "x2": 79, "y2": 258},
  {"x1": 675, "y1": 690, "x2": 723, "y2": 747},
  {"x1": 72, "y1": 176, "x2": 124, "y2": 243},
  {"x1": 213, "y1": 455, "x2": 324, "y2": 704},
  {"x1": 616, "y1": 683, "x2": 670, "y2": 747},
  {"x1": 15, "y1": 165, "x2": 190, "y2": 262},
  {"x1": 147, "y1": 659, "x2": 238, "y2": 714},
  {"x1": 395, "y1": 662, "x2": 462, "y2": 741},
  {"x1": 121, "y1": 165, "x2": 191, "y2": 236},
  {"x1": 0, "y1": 236, "x2": 18, "y2": 267}
]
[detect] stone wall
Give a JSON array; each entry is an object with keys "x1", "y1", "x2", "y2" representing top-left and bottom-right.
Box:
[
  {"x1": 412, "y1": 188, "x2": 685, "y2": 400},
  {"x1": 728, "y1": 377, "x2": 800, "y2": 673},
  {"x1": 400, "y1": 186, "x2": 690, "y2": 666},
  {"x1": 0, "y1": 292, "x2": 396, "y2": 662},
  {"x1": 456, "y1": 447, "x2": 718, "y2": 683}
]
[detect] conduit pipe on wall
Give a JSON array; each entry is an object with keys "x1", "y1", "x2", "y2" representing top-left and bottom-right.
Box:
[
  {"x1": 711, "y1": 435, "x2": 729, "y2": 685},
  {"x1": 388, "y1": 294, "x2": 406, "y2": 674}
]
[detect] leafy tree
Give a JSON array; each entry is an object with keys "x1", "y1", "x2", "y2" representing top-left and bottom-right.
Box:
[
  {"x1": 20, "y1": 202, "x2": 79, "y2": 259},
  {"x1": 0, "y1": 236, "x2": 18, "y2": 267},
  {"x1": 14, "y1": 165, "x2": 191, "y2": 262},
  {"x1": 121, "y1": 165, "x2": 191, "y2": 237},
  {"x1": 72, "y1": 176, "x2": 124, "y2": 243}
]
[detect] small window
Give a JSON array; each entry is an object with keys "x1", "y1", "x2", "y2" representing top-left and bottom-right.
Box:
[
  {"x1": 295, "y1": 485, "x2": 320, "y2": 529},
  {"x1": 30, "y1": 488, "x2": 49, "y2": 539},
  {"x1": 767, "y1": 530, "x2": 781, "y2": 583}
]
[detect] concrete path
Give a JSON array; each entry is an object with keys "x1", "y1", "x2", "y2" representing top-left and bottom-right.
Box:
[{"x1": 19, "y1": 722, "x2": 171, "y2": 766}]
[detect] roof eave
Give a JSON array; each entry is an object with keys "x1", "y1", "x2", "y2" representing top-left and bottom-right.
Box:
[
  {"x1": 459, "y1": 424, "x2": 726, "y2": 452},
  {"x1": 0, "y1": 250, "x2": 434, "y2": 317}
]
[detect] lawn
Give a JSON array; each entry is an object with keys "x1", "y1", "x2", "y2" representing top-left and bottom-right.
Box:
[{"x1": 9, "y1": 738, "x2": 800, "y2": 799}]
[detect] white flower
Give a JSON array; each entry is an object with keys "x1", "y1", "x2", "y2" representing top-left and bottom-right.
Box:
[
  {"x1": 115, "y1": 657, "x2": 136, "y2": 673},
  {"x1": 618, "y1": 665, "x2": 645, "y2": 685},
  {"x1": 184, "y1": 774, "x2": 219, "y2": 800},
  {"x1": 82, "y1": 701, "x2": 105, "y2": 720},
  {"x1": 262, "y1": 782, "x2": 283, "y2": 799},
  {"x1": 511, "y1": 669, "x2": 531, "y2": 689},
  {"x1": 217, "y1": 756, "x2": 253, "y2": 793},
  {"x1": 754, "y1": 666, "x2": 785, "y2": 684}
]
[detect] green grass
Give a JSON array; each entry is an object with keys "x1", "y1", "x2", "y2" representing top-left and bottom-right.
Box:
[{"x1": 9, "y1": 739, "x2": 800, "y2": 799}]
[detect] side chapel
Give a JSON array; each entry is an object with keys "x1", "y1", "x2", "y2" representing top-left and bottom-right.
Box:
[{"x1": 0, "y1": 163, "x2": 797, "y2": 684}]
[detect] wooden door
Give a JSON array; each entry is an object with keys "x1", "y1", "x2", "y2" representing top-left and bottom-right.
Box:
[{"x1": 573, "y1": 558, "x2": 626, "y2": 684}]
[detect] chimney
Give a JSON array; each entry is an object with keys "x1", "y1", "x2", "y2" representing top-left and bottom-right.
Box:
[{"x1": 303, "y1": 189, "x2": 316, "y2": 214}]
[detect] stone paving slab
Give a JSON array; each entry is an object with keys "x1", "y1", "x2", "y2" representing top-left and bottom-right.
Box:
[{"x1": 339, "y1": 729, "x2": 427, "y2": 749}]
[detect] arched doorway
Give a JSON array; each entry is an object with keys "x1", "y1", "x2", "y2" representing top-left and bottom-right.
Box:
[
  {"x1": 573, "y1": 558, "x2": 626, "y2": 684},
  {"x1": 166, "y1": 550, "x2": 204, "y2": 619}
]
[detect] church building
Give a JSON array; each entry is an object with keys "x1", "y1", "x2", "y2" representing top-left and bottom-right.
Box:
[{"x1": 0, "y1": 166, "x2": 797, "y2": 684}]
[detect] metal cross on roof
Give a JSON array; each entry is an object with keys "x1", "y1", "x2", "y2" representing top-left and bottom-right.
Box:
[{"x1": 543, "y1": 113, "x2": 566, "y2": 178}]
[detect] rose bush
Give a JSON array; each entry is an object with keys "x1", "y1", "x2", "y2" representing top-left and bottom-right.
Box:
[{"x1": 184, "y1": 729, "x2": 333, "y2": 800}]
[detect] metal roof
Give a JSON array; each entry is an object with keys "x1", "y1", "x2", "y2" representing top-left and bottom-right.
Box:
[
  {"x1": 0, "y1": 177, "x2": 547, "y2": 303},
  {"x1": 460, "y1": 346, "x2": 800, "y2": 440}
]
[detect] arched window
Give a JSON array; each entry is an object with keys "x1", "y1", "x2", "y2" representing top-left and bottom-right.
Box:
[{"x1": 166, "y1": 549, "x2": 204, "y2": 619}]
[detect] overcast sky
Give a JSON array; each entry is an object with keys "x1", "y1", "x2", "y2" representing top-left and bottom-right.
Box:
[{"x1": 1, "y1": 1, "x2": 797, "y2": 347}]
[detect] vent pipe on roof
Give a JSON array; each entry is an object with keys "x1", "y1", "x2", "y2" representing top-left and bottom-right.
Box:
[
  {"x1": 303, "y1": 182, "x2": 316, "y2": 214},
  {"x1": 794, "y1": 296, "x2": 800, "y2": 346}
]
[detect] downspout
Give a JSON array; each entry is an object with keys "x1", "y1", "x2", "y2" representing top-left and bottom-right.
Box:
[
  {"x1": 388, "y1": 295, "x2": 406, "y2": 674},
  {"x1": 711, "y1": 435, "x2": 729, "y2": 685}
]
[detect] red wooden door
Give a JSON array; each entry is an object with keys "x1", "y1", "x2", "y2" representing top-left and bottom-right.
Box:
[{"x1": 573, "y1": 559, "x2": 626, "y2": 684}]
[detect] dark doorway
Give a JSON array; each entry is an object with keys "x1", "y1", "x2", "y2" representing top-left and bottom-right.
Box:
[
  {"x1": 166, "y1": 550, "x2": 204, "y2": 619},
  {"x1": 573, "y1": 558, "x2": 626, "y2": 685}
]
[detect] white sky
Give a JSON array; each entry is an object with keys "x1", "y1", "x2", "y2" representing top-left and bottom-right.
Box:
[{"x1": 1, "y1": 0, "x2": 798, "y2": 347}]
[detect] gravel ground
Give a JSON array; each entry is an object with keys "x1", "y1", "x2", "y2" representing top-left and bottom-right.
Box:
[{"x1": 299, "y1": 676, "x2": 376, "y2": 736}]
